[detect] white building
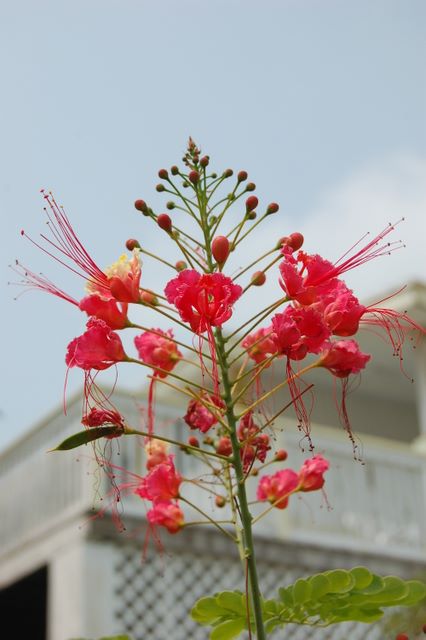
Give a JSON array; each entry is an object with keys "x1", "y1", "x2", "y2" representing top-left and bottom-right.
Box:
[{"x1": 1, "y1": 283, "x2": 425, "y2": 640}]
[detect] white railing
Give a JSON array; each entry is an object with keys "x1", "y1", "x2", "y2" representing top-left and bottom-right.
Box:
[
  {"x1": 0, "y1": 403, "x2": 94, "y2": 556},
  {"x1": 263, "y1": 423, "x2": 426, "y2": 558},
  {"x1": 1, "y1": 396, "x2": 425, "y2": 563}
]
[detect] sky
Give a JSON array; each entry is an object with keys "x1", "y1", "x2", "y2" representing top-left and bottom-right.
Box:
[{"x1": 1, "y1": 0, "x2": 425, "y2": 451}]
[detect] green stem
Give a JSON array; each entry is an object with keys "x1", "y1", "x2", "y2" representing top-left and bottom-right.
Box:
[
  {"x1": 236, "y1": 362, "x2": 319, "y2": 418},
  {"x1": 180, "y1": 496, "x2": 237, "y2": 542},
  {"x1": 225, "y1": 297, "x2": 287, "y2": 356},
  {"x1": 126, "y1": 358, "x2": 215, "y2": 395},
  {"x1": 232, "y1": 246, "x2": 278, "y2": 281},
  {"x1": 123, "y1": 426, "x2": 228, "y2": 461},
  {"x1": 215, "y1": 328, "x2": 266, "y2": 640}
]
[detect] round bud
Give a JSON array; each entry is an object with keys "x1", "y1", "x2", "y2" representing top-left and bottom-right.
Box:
[
  {"x1": 212, "y1": 236, "x2": 231, "y2": 264},
  {"x1": 170, "y1": 165, "x2": 179, "y2": 175},
  {"x1": 193, "y1": 154, "x2": 199, "y2": 164},
  {"x1": 157, "y1": 213, "x2": 172, "y2": 232},
  {"x1": 216, "y1": 437, "x2": 232, "y2": 456},
  {"x1": 245, "y1": 195, "x2": 259, "y2": 212},
  {"x1": 211, "y1": 172, "x2": 217, "y2": 179},
  {"x1": 140, "y1": 290, "x2": 158, "y2": 305},
  {"x1": 395, "y1": 635, "x2": 409, "y2": 640},
  {"x1": 275, "y1": 449, "x2": 288, "y2": 462},
  {"x1": 215, "y1": 495, "x2": 226, "y2": 508},
  {"x1": 156, "y1": 183, "x2": 165, "y2": 192},
  {"x1": 158, "y1": 168, "x2": 168, "y2": 179},
  {"x1": 134, "y1": 199, "x2": 148, "y2": 213},
  {"x1": 223, "y1": 168, "x2": 233, "y2": 178},
  {"x1": 267, "y1": 202, "x2": 279, "y2": 215},
  {"x1": 281, "y1": 232, "x2": 304, "y2": 251},
  {"x1": 246, "y1": 182, "x2": 256, "y2": 191},
  {"x1": 250, "y1": 467, "x2": 259, "y2": 477},
  {"x1": 200, "y1": 155, "x2": 209, "y2": 167},
  {"x1": 246, "y1": 211, "x2": 257, "y2": 220},
  {"x1": 182, "y1": 181, "x2": 189, "y2": 188},
  {"x1": 166, "y1": 201, "x2": 175, "y2": 210},
  {"x1": 203, "y1": 436, "x2": 214, "y2": 446},
  {"x1": 237, "y1": 170, "x2": 248, "y2": 182},
  {"x1": 278, "y1": 233, "x2": 304, "y2": 251},
  {"x1": 188, "y1": 436, "x2": 200, "y2": 448},
  {"x1": 251, "y1": 271, "x2": 266, "y2": 286},
  {"x1": 188, "y1": 170, "x2": 200, "y2": 184},
  {"x1": 175, "y1": 260, "x2": 187, "y2": 272},
  {"x1": 289, "y1": 232, "x2": 304, "y2": 250},
  {"x1": 125, "y1": 238, "x2": 140, "y2": 251}
]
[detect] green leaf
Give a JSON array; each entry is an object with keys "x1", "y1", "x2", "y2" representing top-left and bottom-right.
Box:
[
  {"x1": 323, "y1": 569, "x2": 355, "y2": 593},
  {"x1": 262, "y1": 599, "x2": 280, "y2": 617},
  {"x1": 209, "y1": 618, "x2": 246, "y2": 640},
  {"x1": 216, "y1": 591, "x2": 245, "y2": 615},
  {"x1": 50, "y1": 427, "x2": 123, "y2": 451},
  {"x1": 267, "y1": 568, "x2": 426, "y2": 629},
  {"x1": 331, "y1": 606, "x2": 384, "y2": 624},
  {"x1": 397, "y1": 580, "x2": 426, "y2": 606},
  {"x1": 308, "y1": 573, "x2": 331, "y2": 599},
  {"x1": 355, "y1": 574, "x2": 384, "y2": 595},
  {"x1": 367, "y1": 576, "x2": 408, "y2": 603},
  {"x1": 278, "y1": 586, "x2": 294, "y2": 608},
  {"x1": 292, "y1": 578, "x2": 312, "y2": 604},
  {"x1": 191, "y1": 570, "x2": 426, "y2": 636},
  {"x1": 349, "y1": 566, "x2": 374, "y2": 590},
  {"x1": 191, "y1": 596, "x2": 227, "y2": 625}
]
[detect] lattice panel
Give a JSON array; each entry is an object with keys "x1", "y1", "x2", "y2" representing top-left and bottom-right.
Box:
[{"x1": 114, "y1": 542, "x2": 387, "y2": 640}]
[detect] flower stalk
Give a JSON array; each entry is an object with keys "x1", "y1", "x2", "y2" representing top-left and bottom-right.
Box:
[{"x1": 19, "y1": 138, "x2": 425, "y2": 639}]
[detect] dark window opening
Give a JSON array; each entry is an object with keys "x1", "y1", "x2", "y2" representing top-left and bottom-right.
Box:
[{"x1": 0, "y1": 566, "x2": 47, "y2": 640}]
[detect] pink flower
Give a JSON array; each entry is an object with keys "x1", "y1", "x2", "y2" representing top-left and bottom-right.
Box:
[
  {"x1": 216, "y1": 437, "x2": 233, "y2": 456},
  {"x1": 81, "y1": 407, "x2": 125, "y2": 439},
  {"x1": 256, "y1": 469, "x2": 299, "y2": 509},
  {"x1": 164, "y1": 269, "x2": 242, "y2": 333},
  {"x1": 238, "y1": 412, "x2": 270, "y2": 471},
  {"x1": 313, "y1": 281, "x2": 366, "y2": 337},
  {"x1": 271, "y1": 306, "x2": 330, "y2": 360},
  {"x1": 183, "y1": 393, "x2": 224, "y2": 433},
  {"x1": 87, "y1": 250, "x2": 142, "y2": 303},
  {"x1": 81, "y1": 407, "x2": 124, "y2": 428},
  {"x1": 319, "y1": 340, "x2": 371, "y2": 378},
  {"x1": 21, "y1": 193, "x2": 143, "y2": 304},
  {"x1": 79, "y1": 294, "x2": 129, "y2": 329},
  {"x1": 135, "y1": 456, "x2": 182, "y2": 502},
  {"x1": 144, "y1": 438, "x2": 169, "y2": 471},
  {"x1": 65, "y1": 318, "x2": 127, "y2": 370},
  {"x1": 279, "y1": 248, "x2": 338, "y2": 305},
  {"x1": 134, "y1": 329, "x2": 182, "y2": 378},
  {"x1": 146, "y1": 501, "x2": 184, "y2": 534},
  {"x1": 242, "y1": 327, "x2": 277, "y2": 365},
  {"x1": 297, "y1": 455, "x2": 329, "y2": 491},
  {"x1": 279, "y1": 222, "x2": 402, "y2": 305}
]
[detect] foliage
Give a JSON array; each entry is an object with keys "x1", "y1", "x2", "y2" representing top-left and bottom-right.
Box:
[{"x1": 191, "y1": 568, "x2": 426, "y2": 638}]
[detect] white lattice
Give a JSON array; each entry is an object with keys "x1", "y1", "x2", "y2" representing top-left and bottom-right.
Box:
[{"x1": 113, "y1": 540, "x2": 389, "y2": 640}]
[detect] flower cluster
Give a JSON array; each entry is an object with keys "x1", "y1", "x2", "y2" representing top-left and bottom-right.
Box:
[
  {"x1": 135, "y1": 444, "x2": 184, "y2": 534},
  {"x1": 257, "y1": 454, "x2": 329, "y2": 509},
  {"x1": 17, "y1": 140, "x2": 423, "y2": 554}
]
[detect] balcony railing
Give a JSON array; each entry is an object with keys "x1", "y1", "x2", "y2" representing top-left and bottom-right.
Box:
[{"x1": 0, "y1": 397, "x2": 425, "y2": 564}]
